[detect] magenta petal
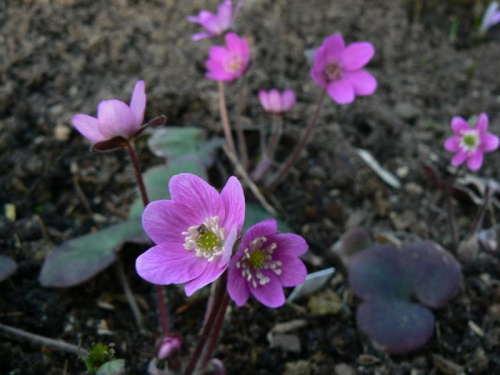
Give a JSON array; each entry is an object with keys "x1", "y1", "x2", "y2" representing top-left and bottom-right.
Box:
[
  {"x1": 322, "y1": 33, "x2": 345, "y2": 64},
  {"x1": 273, "y1": 254, "x2": 307, "y2": 287},
  {"x1": 220, "y1": 176, "x2": 245, "y2": 233},
  {"x1": 281, "y1": 90, "x2": 296, "y2": 111},
  {"x1": 135, "y1": 243, "x2": 206, "y2": 285},
  {"x1": 184, "y1": 261, "x2": 227, "y2": 296},
  {"x1": 268, "y1": 89, "x2": 281, "y2": 113},
  {"x1": 476, "y1": 113, "x2": 489, "y2": 133},
  {"x1": 226, "y1": 33, "x2": 243, "y2": 54},
  {"x1": 209, "y1": 46, "x2": 230, "y2": 60},
  {"x1": 72, "y1": 114, "x2": 105, "y2": 143},
  {"x1": 250, "y1": 273, "x2": 286, "y2": 308},
  {"x1": 169, "y1": 173, "x2": 224, "y2": 225},
  {"x1": 341, "y1": 42, "x2": 375, "y2": 71},
  {"x1": 481, "y1": 133, "x2": 499, "y2": 152},
  {"x1": 327, "y1": 80, "x2": 355, "y2": 104},
  {"x1": 130, "y1": 80, "x2": 146, "y2": 128},
  {"x1": 310, "y1": 67, "x2": 328, "y2": 87},
  {"x1": 444, "y1": 136, "x2": 461, "y2": 152},
  {"x1": 217, "y1": 0, "x2": 232, "y2": 29},
  {"x1": 206, "y1": 71, "x2": 235, "y2": 82},
  {"x1": 312, "y1": 45, "x2": 330, "y2": 72},
  {"x1": 97, "y1": 100, "x2": 137, "y2": 139},
  {"x1": 451, "y1": 150, "x2": 467, "y2": 167},
  {"x1": 259, "y1": 90, "x2": 270, "y2": 111},
  {"x1": 272, "y1": 233, "x2": 308, "y2": 257},
  {"x1": 343, "y1": 70, "x2": 377, "y2": 96},
  {"x1": 142, "y1": 200, "x2": 191, "y2": 244},
  {"x1": 467, "y1": 150, "x2": 484, "y2": 171},
  {"x1": 451, "y1": 117, "x2": 469, "y2": 136},
  {"x1": 227, "y1": 266, "x2": 251, "y2": 306}
]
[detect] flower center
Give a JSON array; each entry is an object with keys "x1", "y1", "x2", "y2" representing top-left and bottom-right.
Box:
[
  {"x1": 236, "y1": 236, "x2": 282, "y2": 288},
  {"x1": 323, "y1": 63, "x2": 342, "y2": 82},
  {"x1": 182, "y1": 216, "x2": 225, "y2": 261},
  {"x1": 460, "y1": 130, "x2": 479, "y2": 152},
  {"x1": 224, "y1": 52, "x2": 243, "y2": 73}
]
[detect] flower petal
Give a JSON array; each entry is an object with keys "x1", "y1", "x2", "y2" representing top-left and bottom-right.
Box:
[
  {"x1": 451, "y1": 150, "x2": 467, "y2": 167},
  {"x1": 192, "y1": 32, "x2": 211, "y2": 41},
  {"x1": 343, "y1": 70, "x2": 377, "y2": 96},
  {"x1": 322, "y1": 33, "x2": 345, "y2": 64},
  {"x1": 142, "y1": 200, "x2": 192, "y2": 244},
  {"x1": 310, "y1": 67, "x2": 328, "y2": 87},
  {"x1": 97, "y1": 100, "x2": 137, "y2": 139},
  {"x1": 481, "y1": 133, "x2": 499, "y2": 152},
  {"x1": 220, "y1": 225, "x2": 238, "y2": 268},
  {"x1": 312, "y1": 45, "x2": 329, "y2": 72},
  {"x1": 231, "y1": 219, "x2": 278, "y2": 268},
  {"x1": 451, "y1": 116, "x2": 469, "y2": 136},
  {"x1": 327, "y1": 80, "x2": 355, "y2": 105},
  {"x1": 268, "y1": 89, "x2": 281, "y2": 113},
  {"x1": 169, "y1": 173, "x2": 224, "y2": 225},
  {"x1": 272, "y1": 233, "x2": 309, "y2": 257},
  {"x1": 72, "y1": 114, "x2": 105, "y2": 143},
  {"x1": 467, "y1": 150, "x2": 484, "y2": 171},
  {"x1": 444, "y1": 136, "x2": 461, "y2": 152},
  {"x1": 476, "y1": 113, "x2": 489, "y2": 133},
  {"x1": 136, "y1": 242, "x2": 206, "y2": 285},
  {"x1": 129, "y1": 80, "x2": 146, "y2": 128},
  {"x1": 217, "y1": 0, "x2": 232, "y2": 29},
  {"x1": 227, "y1": 266, "x2": 251, "y2": 306},
  {"x1": 341, "y1": 42, "x2": 375, "y2": 71},
  {"x1": 249, "y1": 273, "x2": 285, "y2": 308},
  {"x1": 281, "y1": 89, "x2": 296, "y2": 111},
  {"x1": 259, "y1": 90, "x2": 271, "y2": 111},
  {"x1": 272, "y1": 254, "x2": 307, "y2": 287},
  {"x1": 220, "y1": 176, "x2": 245, "y2": 233},
  {"x1": 184, "y1": 261, "x2": 227, "y2": 296},
  {"x1": 225, "y1": 33, "x2": 244, "y2": 55}
]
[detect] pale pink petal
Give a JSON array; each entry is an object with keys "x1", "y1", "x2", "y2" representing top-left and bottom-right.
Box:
[
  {"x1": 220, "y1": 226, "x2": 238, "y2": 267},
  {"x1": 343, "y1": 70, "x2": 377, "y2": 96},
  {"x1": 323, "y1": 33, "x2": 345, "y2": 64},
  {"x1": 97, "y1": 100, "x2": 136, "y2": 139},
  {"x1": 259, "y1": 90, "x2": 271, "y2": 111},
  {"x1": 184, "y1": 261, "x2": 228, "y2": 296},
  {"x1": 481, "y1": 133, "x2": 499, "y2": 152},
  {"x1": 268, "y1": 90, "x2": 281, "y2": 113},
  {"x1": 205, "y1": 71, "x2": 235, "y2": 82},
  {"x1": 129, "y1": 80, "x2": 146, "y2": 128},
  {"x1": 169, "y1": 173, "x2": 224, "y2": 225},
  {"x1": 327, "y1": 80, "x2": 355, "y2": 105},
  {"x1": 142, "y1": 200, "x2": 191, "y2": 245},
  {"x1": 135, "y1": 243, "x2": 206, "y2": 285},
  {"x1": 281, "y1": 90, "x2": 296, "y2": 111},
  {"x1": 72, "y1": 114, "x2": 105, "y2": 143},
  {"x1": 451, "y1": 117, "x2": 469, "y2": 136},
  {"x1": 227, "y1": 265, "x2": 251, "y2": 306},
  {"x1": 272, "y1": 233, "x2": 309, "y2": 258},
  {"x1": 476, "y1": 113, "x2": 489, "y2": 133},
  {"x1": 341, "y1": 42, "x2": 375, "y2": 71},
  {"x1": 192, "y1": 32, "x2": 211, "y2": 41},
  {"x1": 202, "y1": 15, "x2": 223, "y2": 34},
  {"x1": 451, "y1": 150, "x2": 468, "y2": 166},
  {"x1": 249, "y1": 273, "x2": 285, "y2": 308},
  {"x1": 217, "y1": 0, "x2": 232, "y2": 29},
  {"x1": 467, "y1": 150, "x2": 484, "y2": 171},
  {"x1": 310, "y1": 67, "x2": 328, "y2": 87},
  {"x1": 312, "y1": 45, "x2": 329, "y2": 72},
  {"x1": 220, "y1": 176, "x2": 245, "y2": 232},
  {"x1": 271, "y1": 254, "x2": 307, "y2": 287},
  {"x1": 444, "y1": 136, "x2": 461, "y2": 152}
]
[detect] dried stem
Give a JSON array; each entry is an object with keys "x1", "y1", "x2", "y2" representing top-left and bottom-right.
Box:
[
  {"x1": 115, "y1": 258, "x2": 145, "y2": 332},
  {"x1": 234, "y1": 75, "x2": 249, "y2": 170},
  {"x1": 218, "y1": 81, "x2": 237, "y2": 157},
  {"x1": 0, "y1": 322, "x2": 88, "y2": 356},
  {"x1": 268, "y1": 89, "x2": 327, "y2": 191},
  {"x1": 469, "y1": 185, "x2": 491, "y2": 237}
]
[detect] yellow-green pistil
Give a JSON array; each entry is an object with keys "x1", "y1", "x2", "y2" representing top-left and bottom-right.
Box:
[
  {"x1": 460, "y1": 130, "x2": 479, "y2": 152},
  {"x1": 183, "y1": 216, "x2": 225, "y2": 262}
]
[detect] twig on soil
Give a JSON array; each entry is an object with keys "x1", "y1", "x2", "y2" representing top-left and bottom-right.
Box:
[
  {"x1": 222, "y1": 144, "x2": 278, "y2": 216},
  {"x1": 0, "y1": 322, "x2": 88, "y2": 356}
]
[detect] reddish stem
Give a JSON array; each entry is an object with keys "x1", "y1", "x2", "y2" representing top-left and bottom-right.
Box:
[
  {"x1": 234, "y1": 75, "x2": 249, "y2": 170},
  {"x1": 218, "y1": 81, "x2": 237, "y2": 157}
]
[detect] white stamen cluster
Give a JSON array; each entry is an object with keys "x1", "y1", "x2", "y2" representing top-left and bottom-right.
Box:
[
  {"x1": 460, "y1": 129, "x2": 480, "y2": 152},
  {"x1": 236, "y1": 236, "x2": 282, "y2": 289},
  {"x1": 182, "y1": 216, "x2": 225, "y2": 262}
]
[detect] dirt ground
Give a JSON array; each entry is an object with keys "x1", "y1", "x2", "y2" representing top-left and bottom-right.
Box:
[{"x1": 2, "y1": 0, "x2": 500, "y2": 373}]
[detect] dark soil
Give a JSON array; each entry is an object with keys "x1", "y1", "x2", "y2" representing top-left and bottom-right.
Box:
[{"x1": 2, "y1": 0, "x2": 500, "y2": 374}]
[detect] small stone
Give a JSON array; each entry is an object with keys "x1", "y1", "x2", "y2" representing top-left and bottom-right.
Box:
[
  {"x1": 283, "y1": 360, "x2": 312, "y2": 375},
  {"x1": 307, "y1": 289, "x2": 343, "y2": 315},
  {"x1": 395, "y1": 102, "x2": 420, "y2": 120},
  {"x1": 405, "y1": 182, "x2": 423, "y2": 195},
  {"x1": 55, "y1": 124, "x2": 71, "y2": 141},
  {"x1": 334, "y1": 363, "x2": 357, "y2": 375},
  {"x1": 396, "y1": 165, "x2": 409, "y2": 178}
]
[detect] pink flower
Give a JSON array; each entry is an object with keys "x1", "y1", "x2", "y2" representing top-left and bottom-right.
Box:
[
  {"x1": 310, "y1": 33, "x2": 377, "y2": 105},
  {"x1": 480, "y1": 1, "x2": 500, "y2": 35},
  {"x1": 227, "y1": 220, "x2": 308, "y2": 308},
  {"x1": 206, "y1": 33, "x2": 250, "y2": 82},
  {"x1": 187, "y1": 0, "x2": 242, "y2": 41},
  {"x1": 258, "y1": 89, "x2": 296, "y2": 115},
  {"x1": 136, "y1": 173, "x2": 245, "y2": 296},
  {"x1": 157, "y1": 336, "x2": 183, "y2": 360},
  {"x1": 72, "y1": 80, "x2": 146, "y2": 143},
  {"x1": 444, "y1": 113, "x2": 499, "y2": 171}
]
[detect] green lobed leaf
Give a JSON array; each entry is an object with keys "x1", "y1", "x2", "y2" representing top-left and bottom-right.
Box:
[
  {"x1": 96, "y1": 359, "x2": 126, "y2": 375},
  {"x1": 0, "y1": 255, "x2": 17, "y2": 282},
  {"x1": 39, "y1": 219, "x2": 144, "y2": 287},
  {"x1": 244, "y1": 203, "x2": 291, "y2": 233},
  {"x1": 147, "y1": 127, "x2": 205, "y2": 160}
]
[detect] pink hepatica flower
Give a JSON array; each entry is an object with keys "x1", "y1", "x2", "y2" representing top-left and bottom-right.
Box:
[
  {"x1": 188, "y1": 0, "x2": 242, "y2": 41},
  {"x1": 136, "y1": 173, "x2": 245, "y2": 296},
  {"x1": 444, "y1": 113, "x2": 499, "y2": 171},
  {"x1": 480, "y1": 1, "x2": 500, "y2": 35},
  {"x1": 206, "y1": 33, "x2": 250, "y2": 82},
  {"x1": 259, "y1": 89, "x2": 296, "y2": 115},
  {"x1": 228, "y1": 219, "x2": 308, "y2": 308},
  {"x1": 72, "y1": 80, "x2": 146, "y2": 143},
  {"x1": 310, "y1": 33, "x2": 377, "y2": 105}
]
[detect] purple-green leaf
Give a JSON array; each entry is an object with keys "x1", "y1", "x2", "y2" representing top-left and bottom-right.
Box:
[
  {"x1": 331, "y1": 226, "x2": 372, "y2": 266},
  {"x1": 0, "y1": 255, "x2": 17, "y2": 282},
  {"x1": 357, "y1": 300, "x2": 435, "y2": 354},
  {"x1": 39, "y1": 219, "x2": 144, "y2": 287}
]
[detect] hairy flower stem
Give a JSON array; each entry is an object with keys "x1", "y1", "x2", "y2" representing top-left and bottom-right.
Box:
[
  {"x1": 235, "y1": 75, "x2": 249, "y2": 170},
  {"x1": 124, "y1": 140, "x2": 170, "y2": 337},
  {"x1": 251, "y1": 115, "x2": 282, "y2": 182},
  {"x1": 184, "y1": 273, "x2": 228, "y2": 375},
  {"x1": 445, "y1": 165, "x2": 463, "y2": 253},
  {"x1": 268, "y1": 89, "x2": 327, "y2": 191},
  {"x1": 218, "y1": 81, "x2": 237, "y2": 158}
]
